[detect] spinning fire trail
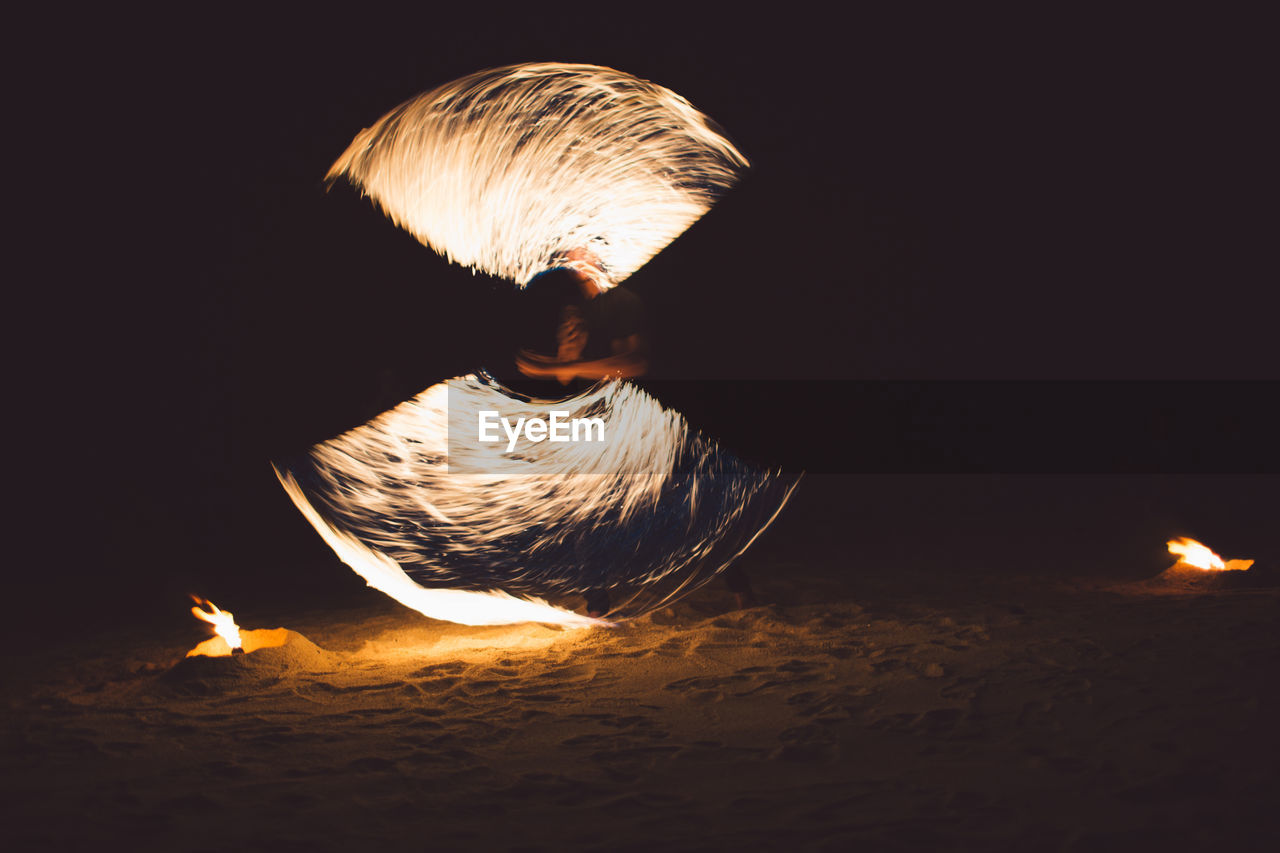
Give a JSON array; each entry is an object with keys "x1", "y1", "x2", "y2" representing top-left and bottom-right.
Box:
[{"x1": 277, "y1": 63, "x2": 798, "y2": 627}]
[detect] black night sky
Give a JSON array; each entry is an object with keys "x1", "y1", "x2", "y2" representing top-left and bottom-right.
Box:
[{"x1": 22, "y1": 9, "x2": 1276, "y2": 632}]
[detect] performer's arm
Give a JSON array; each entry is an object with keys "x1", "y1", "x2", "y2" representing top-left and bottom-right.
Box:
[{"x1": 517, "y1": 334, "x2": 648, "y2": 383}]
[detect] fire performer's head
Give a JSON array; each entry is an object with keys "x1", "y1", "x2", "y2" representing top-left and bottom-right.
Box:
[
  {"x1": 520, "y1": 267, "x2": 595, "y2": 360},
  {"x1": 515, "y1": 261, "x2": 648, "y2": 385}
]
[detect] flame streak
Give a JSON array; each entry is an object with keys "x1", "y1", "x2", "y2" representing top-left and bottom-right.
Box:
[
  {"x1": 276, "y1": 376, "x2": 797, "y2": 625},
  {"x1": 1167, "y1": 537, "x2": 1226, "y2": 571},
  {"x1": 190, "y1": 596, "x2": 243, "y2": 649},
  {"x1": 284, "y1": 65, "x2": 791, "y2": 627},
  {"x1": 327, "y1": 63, "x2": 748, "y2": 287}
]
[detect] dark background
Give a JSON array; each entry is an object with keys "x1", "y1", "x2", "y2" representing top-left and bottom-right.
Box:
[{"x1": 19, "y1": 8, "x2": 1275, "y2": 633}]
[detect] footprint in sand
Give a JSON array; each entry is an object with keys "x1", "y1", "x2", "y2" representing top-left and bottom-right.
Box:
[
  {"x1": 534, "y1": 662, "x2": 596, "y2": 684},
  {"x1": 777, "y1": 659, "x2": 822, "y2": 674},
  {"x1": 456, "y1": 679, "x2": 507, "y2": 699},
  {"x1": 409, "y1": 662, "x2": 467, "y2": 678},
  {"x1": 202, "y1": 759, "x2": 248, "y2": 779},
  {"x1": 346, "y1": 755, "x2": 397, "y2": 772},
  {"x1": 663, "y1": 674, "x2": 748, "y2": 702},
  {"x1": 772, "y1": 725, "x2": 839, "y2": 763},
  {"x1": 598, "y1": 714, "x2": 651, "y2": 729},
  {"x1": 414, "y1": 675, "x2": 461, "y2": 692}
]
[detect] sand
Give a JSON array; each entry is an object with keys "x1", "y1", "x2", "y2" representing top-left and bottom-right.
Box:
[{"x1": 4, "y1": 562, "x2": 1278, "y2": 852}]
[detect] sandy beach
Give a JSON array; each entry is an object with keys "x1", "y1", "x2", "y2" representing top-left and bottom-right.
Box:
[
  {"x1": 15, "y1": 6, "x2": 1278, "y2": 850},
  {"x1": 6, "y1": 543, "x2": 1277, "y2": 851}
]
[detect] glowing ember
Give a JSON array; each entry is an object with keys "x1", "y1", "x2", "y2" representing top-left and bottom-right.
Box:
[
  {"x1": 190, "y1": 596, "x2": 243, "y2": 650},
  {"x1": 1166, "y1": 538, "x2": 1253, "y2": 573}
]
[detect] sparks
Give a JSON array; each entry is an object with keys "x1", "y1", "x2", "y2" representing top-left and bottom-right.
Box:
[{"x1": 326, "y1": 63, "x2": 748, "y2": 287}]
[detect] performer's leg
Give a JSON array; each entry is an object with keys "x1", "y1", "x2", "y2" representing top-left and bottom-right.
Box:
[{"x1": 723, "y1": 565, "x2": 758, "y2": 609}]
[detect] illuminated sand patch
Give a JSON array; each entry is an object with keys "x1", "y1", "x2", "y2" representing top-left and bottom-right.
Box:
[
  {"x1": 165, "y1": 630, "x2": 339, "y2": 693},
  {"x1": 186, "y1": 628, "x2": 291, "y2": 659}
]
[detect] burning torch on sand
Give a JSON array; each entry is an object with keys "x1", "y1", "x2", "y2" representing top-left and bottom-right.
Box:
[
  {"x1": 1165, "y1": 538, "x2": 1254, "y2": 574},
  {"x1": 190, "y1": 596, "x2": 242, "y2": 654},
  {"x1": 188, "y1": 596, "x2": 291, "y2": 658}
]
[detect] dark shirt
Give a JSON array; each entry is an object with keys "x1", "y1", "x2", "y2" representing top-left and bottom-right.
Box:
[
  {"x1": 501, "y1": 282, "x2": 646, "y2": 397},
  {"x1": 580, "y1": 286, "x2": 646, "y2": 361}
]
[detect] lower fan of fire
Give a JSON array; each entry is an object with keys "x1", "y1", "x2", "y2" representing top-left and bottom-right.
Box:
[{"x1": 275, "y1": 375, "x2": 798, "y2": 627}]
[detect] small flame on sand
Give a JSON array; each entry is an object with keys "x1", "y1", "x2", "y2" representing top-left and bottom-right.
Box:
[
  {"x1": 1167, "y1": 537, "x2": 1225, "y2": 570},
  {"x1": 190, "y1": 596, "x2": 243, "y2": 650},
  {"x1": 1166, "y1": 538, "x2": 1252, "y2": 572}
]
